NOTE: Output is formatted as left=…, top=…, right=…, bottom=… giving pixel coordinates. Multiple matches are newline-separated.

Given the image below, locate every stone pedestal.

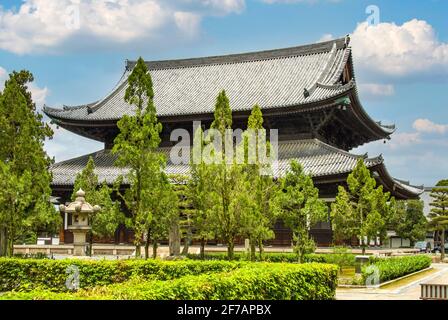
left=71, top=229, right=89, bottom=256
left=59, top=189, right=100, bottom=257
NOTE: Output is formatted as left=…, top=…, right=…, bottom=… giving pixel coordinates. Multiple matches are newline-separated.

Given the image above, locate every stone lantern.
left=59, top=189, right=100, bottom=256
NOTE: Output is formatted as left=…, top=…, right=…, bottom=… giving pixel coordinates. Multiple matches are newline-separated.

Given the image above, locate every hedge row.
left=362, top=255, right=432, bottom=283
left=0, top=258, right=245, bottom=292
left=1, top=263, right=338, bottom=300
left=186, top=252, right=356, bottom=266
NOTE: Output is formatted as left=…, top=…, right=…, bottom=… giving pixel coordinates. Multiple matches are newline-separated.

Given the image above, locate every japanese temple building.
left=44, top=36, right=424, bottom=246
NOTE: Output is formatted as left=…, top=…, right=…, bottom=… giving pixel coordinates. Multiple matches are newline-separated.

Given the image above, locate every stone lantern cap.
left=59, top=189, right=101, bottom=214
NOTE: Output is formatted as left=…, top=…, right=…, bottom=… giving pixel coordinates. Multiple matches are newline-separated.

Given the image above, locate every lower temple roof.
left=50, top=139, right=423, bottom=199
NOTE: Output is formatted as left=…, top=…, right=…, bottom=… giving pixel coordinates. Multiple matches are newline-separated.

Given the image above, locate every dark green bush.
left=13, top=253, right=49, bottom=260
left=1, top=263, right=338, bottom=300
left=186, top=252, right=355, bottom=265
left=0, top=258, right=244, bottom=292
left=362, top=255, right=431, bottom=283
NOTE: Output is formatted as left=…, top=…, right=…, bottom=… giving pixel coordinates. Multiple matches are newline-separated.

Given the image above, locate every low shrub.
left=0, top=258, right=244, bottom=292
left=186, top=252, right=355, bottom=266
left=13, top=253, right=49, bottom=260
left=1, top=263, right=338, bottom=300
left=362, top=255, right=431, bottom=283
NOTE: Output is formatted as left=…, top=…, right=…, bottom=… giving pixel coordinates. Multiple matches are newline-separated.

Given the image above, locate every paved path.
left=336, top=264, right=448, bottom=300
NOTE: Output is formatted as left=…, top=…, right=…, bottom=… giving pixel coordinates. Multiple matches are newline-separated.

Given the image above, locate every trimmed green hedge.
left=362, top=255, right=432, bottom=283
left=1, top=263, right=338, bottom=300
left=0, top=258, right=245, bottom=292
left=186, top=252, right=356, bottom=266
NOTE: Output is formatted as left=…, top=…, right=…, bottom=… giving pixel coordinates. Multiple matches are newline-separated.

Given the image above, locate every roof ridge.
left=126, top=38, right=347, bottom=71
left=51, top=150, right=105, bottom=168
left=311, top=138, right=366, bottom=158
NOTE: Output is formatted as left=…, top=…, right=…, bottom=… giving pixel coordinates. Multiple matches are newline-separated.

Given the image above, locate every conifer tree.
left=243, top=105, right=277, bottom=261
left=188, top=127, right=216, bottom=258
left=0, top=71, right=59, bottom=256
left=331, top=159, right=393, bottom=253
left=113, top=57, right=166, bottom=258
left=428, top=180, right=448, bottom=260
left=71, top=157, right=124, bottom=255
left=208, top=90, right=254, bottom=260
left=272, top=160, right=327, bottom=263
left=390, top=200, right=427, bottom=247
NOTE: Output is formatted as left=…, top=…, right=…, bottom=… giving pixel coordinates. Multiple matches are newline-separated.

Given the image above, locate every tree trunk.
left=0, top=228, right=7, bottom=257
left=258, top=239, right=264, bottom=261
left=88, top=232, right=93, bottom=257
left=441, top=229, right=445, bottom=261
left=135, top=244, right=141, bottom=259
left=250, top=239, right=256, bottom=262
left=152, top=241, right=158, bottom=259
left=227, top=240, right=234, bottom=261
left=361, top=238, right=366, bottom=255
left=200, top=238, right=206, bottom=260
left=144, top=241, right=149, bottom=260
left=169, top=221, right=181, bottom=256
left=144, top=228, right=151, bottom=259
left=7, top=227, right=14, bottom=257
left=181, top=230, right=191, bottom=255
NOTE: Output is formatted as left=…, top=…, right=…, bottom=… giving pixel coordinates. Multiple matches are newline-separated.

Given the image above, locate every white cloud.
left=319, top=33, right=334, bottom=42
left=413, top=118, right=448, bottom=135
left=0, top=67, right=7, bottom=90
left=200, top=0, right=245, bottom=15
left=351, top=19, right=448, bottom=77
left=44, top=123, right=103, bottom=163
left=174, top=11, right=201, bottom=38
left=29, top=83, right=50, bottom=109
left=0, top=0, right=245, bottom=54
left=0, top=66, right=49, bottom=109
left=388, top=132, right=421, bottom=149
left=262, top=0, right=341, bottom=3
left=358, top=83, right=394, bottom=97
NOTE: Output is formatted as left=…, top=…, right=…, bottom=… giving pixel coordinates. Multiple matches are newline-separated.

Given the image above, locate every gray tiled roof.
left=44, top=38, right=355, bottom=121
left=50, top=139, right=383, bottom=186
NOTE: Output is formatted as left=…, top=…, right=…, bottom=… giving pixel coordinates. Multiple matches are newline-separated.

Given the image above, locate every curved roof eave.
left=371, top=162, right=424, bottom=199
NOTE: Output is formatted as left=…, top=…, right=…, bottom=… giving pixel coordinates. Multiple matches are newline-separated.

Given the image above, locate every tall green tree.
left=272, top=160, right=327, bottom=263
left=187, top=127, right=216, bottom=258
left=71, top=157, right=124, bottom=255
left=206, top=90, right=256, bottom=260
left=428, top=180, right=448, bottom=260
left=331, top=159, right=393, bottom=254
left=243, top=105, right=278, bottom=261
left=390, top=200, right=427, bottom=247
left=0, top=71, right=59, bottom=256
left=112, top=57, right=165, bottom=258
left=170, top=175, right=194, bottom=256
left=144, top=173, right=178, bottom=259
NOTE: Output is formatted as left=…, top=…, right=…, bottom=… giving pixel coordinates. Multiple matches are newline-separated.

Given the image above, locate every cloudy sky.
left=0, top=0, right=447, bottom=186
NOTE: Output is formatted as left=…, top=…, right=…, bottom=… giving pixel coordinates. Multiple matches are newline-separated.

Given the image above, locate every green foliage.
left=331, top=159, right=393, bottom=252
left=362, top=255, right=431, bottom=283
left=390, top=200, right=427, bottom=246
left=71, top=157, right=124, bottom=242
left=272, top=160, right=327, bottom=262
left=203, top=90, right=258, bottom=260
left=187, top=130, right=217, bottom=256
left=211, top=90, right=232, bottom=137
left=0, top=258, right=245, bottom=292
left=112, top=57, right=170, bottom=258
left=1, top=263, right=338, bottom=300
left=13, top=253, right=48, bottom=259
left=428, top=180, right=448, bottom=259
left=0, top=71, right=59, bottom=256
left=185, top=252, right=356, bottom=266
left=242, top=105, right=278, bottom=260
left=326, top=247, right=356, bottom=271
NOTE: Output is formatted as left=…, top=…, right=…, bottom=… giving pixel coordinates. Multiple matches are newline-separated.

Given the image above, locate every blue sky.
left=0, top=0, right=447, bottom=186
